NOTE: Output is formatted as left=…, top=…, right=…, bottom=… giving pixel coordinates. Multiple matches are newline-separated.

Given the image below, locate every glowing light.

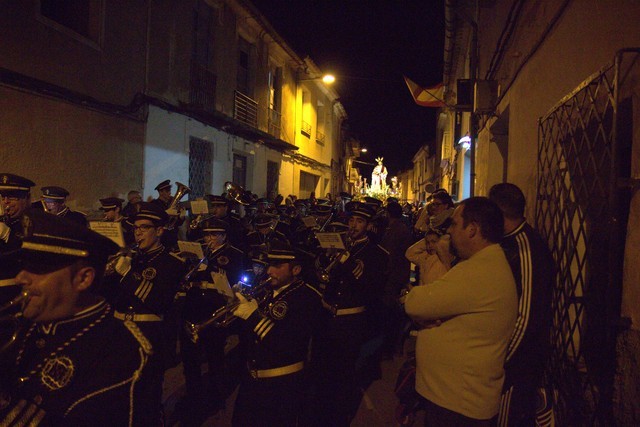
left=458, top=135, right=471, bottom=150
left=322, top=74, right=336, bottom=84
left=360, top=148, right=368, bottom=153
left=242, top=276, right=248, bottom=283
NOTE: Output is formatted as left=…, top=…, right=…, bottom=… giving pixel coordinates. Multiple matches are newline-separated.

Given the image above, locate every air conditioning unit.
left=475, top=80, right=499, bottom=113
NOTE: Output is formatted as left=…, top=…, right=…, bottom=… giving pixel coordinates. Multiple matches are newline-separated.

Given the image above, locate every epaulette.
left=123, top=320, right=154, bottom=355
left=377, top=244, right=390, bottom=255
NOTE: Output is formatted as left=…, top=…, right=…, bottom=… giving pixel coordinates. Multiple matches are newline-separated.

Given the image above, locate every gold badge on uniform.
left=217, top=256, right=230, bottom=266
left=41, top=356, right=75, bottom=390
left=270, top=301, right=288, bottom=319
left=142, top=267, right=157, bottom=280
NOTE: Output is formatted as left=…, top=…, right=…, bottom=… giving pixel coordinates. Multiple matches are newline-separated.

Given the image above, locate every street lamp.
left=299, top=73, right=336, bottom=84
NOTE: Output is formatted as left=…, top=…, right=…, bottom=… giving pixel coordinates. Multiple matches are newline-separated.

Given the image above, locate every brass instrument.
left=0, top=290, right=29, bottom=354
left=104, top=244, right=138, bottom=276
left=185, top=277, right=273, bottom=343
left=224, top=181, right=252, bottom=206
left=189, top=213, right=216, bottom=230
left=165, top=182, right=191, bottom=230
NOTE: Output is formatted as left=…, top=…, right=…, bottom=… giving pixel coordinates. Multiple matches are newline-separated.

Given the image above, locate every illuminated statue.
left=371, top=157, right=387, bottom=191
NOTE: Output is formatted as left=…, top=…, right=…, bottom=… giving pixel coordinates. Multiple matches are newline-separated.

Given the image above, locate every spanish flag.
left=403, top=76, right=446, bottom=108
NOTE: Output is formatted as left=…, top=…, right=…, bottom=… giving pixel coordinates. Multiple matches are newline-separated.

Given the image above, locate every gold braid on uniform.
left=64, top=321, right=153, bottom=425
left=15, top=305, right=111, bottom=384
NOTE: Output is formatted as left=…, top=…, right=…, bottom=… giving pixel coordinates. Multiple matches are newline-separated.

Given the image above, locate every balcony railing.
left=268, top=108, right=281, bottom=139
left=301, top=120, right=311, bottom=137
left=189, top=61, right=216, bottom=113
left=234, top=90, right=258, bottom=128
left=316, top=130, right=325, bottom=145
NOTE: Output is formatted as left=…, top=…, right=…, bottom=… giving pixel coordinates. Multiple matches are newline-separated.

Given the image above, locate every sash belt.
left=114, top=311, right=163, bottom=322
left=250, top=361, right=304, bottom=379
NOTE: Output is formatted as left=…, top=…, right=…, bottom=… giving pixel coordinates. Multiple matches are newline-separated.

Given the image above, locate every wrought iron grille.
left=536, top=50, right=637, bottom=425
left=189, top=137, right=213, bottom=199
left=234, top=90, right=258, bottom=128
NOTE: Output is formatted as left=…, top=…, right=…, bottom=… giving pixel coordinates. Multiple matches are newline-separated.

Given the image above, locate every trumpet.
left=0, top=290, right=29, bottom=354
left=185, top=277, right=272, bottom=343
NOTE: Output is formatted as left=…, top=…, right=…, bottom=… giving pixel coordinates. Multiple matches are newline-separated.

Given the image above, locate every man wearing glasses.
left=0, top=173, right=35, bottom=305
left=104, top=202, right=186, bottom=417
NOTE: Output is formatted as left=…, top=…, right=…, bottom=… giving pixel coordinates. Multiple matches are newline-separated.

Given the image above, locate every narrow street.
left=162, top=337, right=423, bottom=426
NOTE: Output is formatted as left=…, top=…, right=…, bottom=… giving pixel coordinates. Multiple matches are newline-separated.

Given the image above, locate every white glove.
left=114, top=255, right=132, bottom=276
left=232, top=292, right=258, bottom=320
left=0, top=222, right=10, bottom=243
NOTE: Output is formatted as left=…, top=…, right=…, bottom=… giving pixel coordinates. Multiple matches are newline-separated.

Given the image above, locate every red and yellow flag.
left=403, top=76, right=445, bottom=107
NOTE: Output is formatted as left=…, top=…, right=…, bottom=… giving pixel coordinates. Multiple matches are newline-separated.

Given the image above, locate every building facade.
left=438, top=0, right=640, bottom=423
left=0, top=0, right=347, bottom=215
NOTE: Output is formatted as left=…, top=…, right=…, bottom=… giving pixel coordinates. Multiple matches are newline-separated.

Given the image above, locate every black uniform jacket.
left=183, top=243, right=246, bottom=323
left=322, top=236, right=389, bottom=313
left=0, top=301, right=154, bottom=426
left=243, top=279, right=323, bottom=371
left=111, top=245, right=186, bottom=318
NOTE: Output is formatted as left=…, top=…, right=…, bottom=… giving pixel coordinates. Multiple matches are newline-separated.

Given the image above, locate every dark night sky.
left=251, top=0, right=445, bottom=176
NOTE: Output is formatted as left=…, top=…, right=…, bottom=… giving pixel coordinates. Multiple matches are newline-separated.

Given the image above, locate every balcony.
left=268, top=108, right=281, bottom=139
left=189, top=61, right=216, bottom=113
left=301, top=120, right=311, bottom=137
left=234, top=90, right=258, bottom=128
left=316, top=130, right=325, bottom=145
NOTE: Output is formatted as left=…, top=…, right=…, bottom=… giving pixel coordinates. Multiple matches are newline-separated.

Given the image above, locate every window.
left=233, top=154, right=247, bottom=189
left=237, top=37, right=254, bottom=96
left=266, top=161, right=280, bottom=198
left=39, top=0, right=103, bottom=46
left=189, top=1, right=217, bottom=112
left=189, top=137, right=213, bottom=198
left=299, top=171, right=319, bottom=199
left=316, top=101, right=325, bottom=145
left=301, top=90, right=311, bottom=137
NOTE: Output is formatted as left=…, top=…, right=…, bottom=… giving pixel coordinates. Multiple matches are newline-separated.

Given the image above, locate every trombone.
left=0, top=290, right=29, bottom=354
left=184, top=277, right=272, bottom=343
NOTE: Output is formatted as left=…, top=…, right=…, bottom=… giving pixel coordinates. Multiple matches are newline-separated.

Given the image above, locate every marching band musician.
left=246, top=213, right=289, bottom=249
left=0, top=173, right=35, bottom=305
left=206, top=194, right=247, bottom=252
left=307, top=201, right=390, bottom=426
left=99, top=197, right=135, bottom=246
left=178, top=218, right=246, bottom=425
left=0, top=210, right=156, bottom=426
left=231, top=240, right=323, bottom=427
left=103, top=202, right=186, bottom=418
left=38, top=186, right=88, bottom=226
left=150, top=179, right=184, bottom=250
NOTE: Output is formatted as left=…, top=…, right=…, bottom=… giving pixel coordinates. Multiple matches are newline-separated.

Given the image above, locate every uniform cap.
left=363, top=196, right=383, bottom=208
left=346, top=201, right=375, bottom=220
left=254, top=214, right=273, bottom=228
left=202, top=218, right=228, bottom=233
left=99, top=197, right=125, bottom=211
left=206, top=194, right=229, bottom=206
left=41, top=186, right=69, bottom=200
left=0, top=173, right=35, bottom=194
left=249, top=247, right=269, bottom=266
left=267, top=240, right=297, bottom=264
left=312, top=204, right=333, bottom=215
left=154, top=180, right=171, bottom=191
left=19, top=210, right=119, bottom=272
left=129, top=202, right=169, bottom=226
